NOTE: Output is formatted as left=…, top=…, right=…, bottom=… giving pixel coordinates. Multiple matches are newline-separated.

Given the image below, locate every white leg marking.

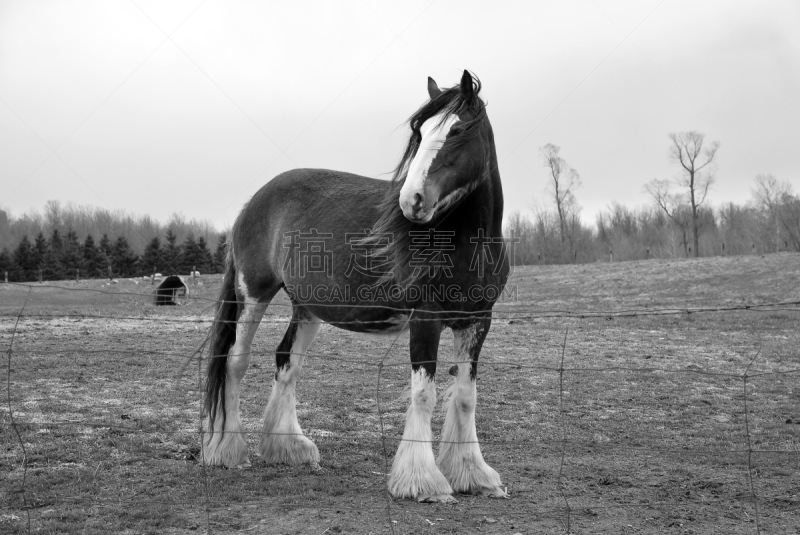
left=258, top=315, right=321, bottom=466
left=437, top=328, right=506, bottom=497
left=203, top=284, right=266, bottom=468
left=388, top=369, right=455, bottom=503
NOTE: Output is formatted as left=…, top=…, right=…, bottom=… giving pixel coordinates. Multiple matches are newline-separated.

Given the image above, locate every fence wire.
left=2, top=280, right=799, bottom=534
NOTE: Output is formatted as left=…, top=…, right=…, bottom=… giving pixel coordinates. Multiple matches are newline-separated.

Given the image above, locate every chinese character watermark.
left=344, top=230, right=393, bottom=278
left=408, top=229, right=455, bottom=278
left=283, top=229, right=334, bottom=277
left=469, top=228, right=519, bottom=276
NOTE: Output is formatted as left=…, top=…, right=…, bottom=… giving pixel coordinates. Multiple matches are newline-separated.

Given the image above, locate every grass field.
left=1, top=253, right=799, bottom=534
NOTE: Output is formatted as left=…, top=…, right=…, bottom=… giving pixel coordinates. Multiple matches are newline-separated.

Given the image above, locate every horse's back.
left=232, top=169, right=390, bottom=296
left=241, top=168, right=387, bottom=226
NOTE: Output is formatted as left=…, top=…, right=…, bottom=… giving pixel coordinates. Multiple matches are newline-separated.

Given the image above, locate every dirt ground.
left=1, top=253, right=799, bottom=534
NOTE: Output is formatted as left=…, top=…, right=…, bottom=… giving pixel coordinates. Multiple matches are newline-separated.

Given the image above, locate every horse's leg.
left=204, top=295, right=268, bottom=468
left=388, top=313, right=455, bottom=503
left=437, top=318, right=506, bottom=497
left=258, top=307, right=321, bottom=465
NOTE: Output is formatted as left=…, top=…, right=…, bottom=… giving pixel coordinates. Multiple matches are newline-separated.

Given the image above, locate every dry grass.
left=1, top=253, right=799, bottom=534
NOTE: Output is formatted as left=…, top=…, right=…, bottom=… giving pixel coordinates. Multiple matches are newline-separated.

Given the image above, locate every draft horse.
left=204, top=71, right=509, bottom=503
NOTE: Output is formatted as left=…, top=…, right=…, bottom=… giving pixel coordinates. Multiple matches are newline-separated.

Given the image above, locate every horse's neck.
left=457, top=150, right=503, bottom=236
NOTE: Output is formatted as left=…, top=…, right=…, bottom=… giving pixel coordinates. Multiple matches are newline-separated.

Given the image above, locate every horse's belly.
left=305, top=305, right=410, bottom=335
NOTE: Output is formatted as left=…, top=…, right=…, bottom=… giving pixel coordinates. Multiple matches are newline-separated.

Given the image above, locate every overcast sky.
left=1, top=0, right=798, bottom=230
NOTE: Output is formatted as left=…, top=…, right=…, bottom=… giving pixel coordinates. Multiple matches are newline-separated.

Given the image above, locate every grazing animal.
left=203, top=71, right=509, bottom=503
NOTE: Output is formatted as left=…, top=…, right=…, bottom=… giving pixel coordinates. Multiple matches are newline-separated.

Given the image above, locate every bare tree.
left=752, top=173, right=793, bottom=251
left=667, top=131, right=719, bottom=257
left=644, top=178, right=693, bottom=256
left=504, top=211, right=536, bottom=265
left=540, top=143, right=581, bottom=257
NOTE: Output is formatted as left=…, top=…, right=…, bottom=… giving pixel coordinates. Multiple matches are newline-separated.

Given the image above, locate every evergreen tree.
left=13, top=235, right=35, bottom=281
left=0, top=248, right=13, bottom=281
left=98, top=234, right=112, bottom=256
left=49, top=229, right=63, bottom=254
left=97, top=234, right=112, bottom=277
left=213, top=233, right=227, bottom=273
left=180, top=234, right=200, bottom=274
left=141, top=236, right=163, bottom=276
left=83, top=235, right=103, bottom=278
left=61, top=228, right=83, bottom=276
left=112, top=236, right=138, bottom=277
left=162, top=228, right=182, bottom=274
left=44, top=229, right=65, bottom=280
left=196, top=236, right=213, bottom=273
left=32, top=232, right=49, bottom=271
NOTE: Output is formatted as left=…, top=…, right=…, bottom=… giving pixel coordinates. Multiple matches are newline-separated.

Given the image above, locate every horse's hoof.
left=418, top=494, right=458, bottom=504
left=474, top=486, right=508, bottom=498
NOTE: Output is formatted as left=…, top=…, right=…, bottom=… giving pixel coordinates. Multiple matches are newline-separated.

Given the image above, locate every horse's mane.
left=361, top=74, right=488, bottom=287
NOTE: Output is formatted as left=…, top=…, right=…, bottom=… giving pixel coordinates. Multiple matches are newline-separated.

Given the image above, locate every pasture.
left=2, top=253, right=799, bottom=534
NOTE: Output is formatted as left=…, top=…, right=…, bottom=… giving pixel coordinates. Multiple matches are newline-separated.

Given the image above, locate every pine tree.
left=163, top=229, right=182, bottom=275
left=83, top=235, right=103, bottom=278
left=44, top=230, right=65, bottom=280
left=49, top=229, right=63, bottom=254
left=180, top=234, right=200, bottom=274
left=213, top=233, right=227, bottom=273
left=13, top=236, right=35, bottom=281
left=61, top=228, right=83, bottom=276
left=98, top=234, right=112, bottom=256
left=0, top=248, right=13, bottom=281
left=141, top=236, right=163, bottom=276
left=196, top=236, right=213, bottom=273
left=32, top=232, right=49, bottom=271
left=112, top=236, right=138, bottom=277
left=97, top=234, right=112, bottom=277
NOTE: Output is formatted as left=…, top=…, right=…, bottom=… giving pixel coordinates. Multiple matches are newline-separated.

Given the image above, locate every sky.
left=1, top=0, right=799, bottom=230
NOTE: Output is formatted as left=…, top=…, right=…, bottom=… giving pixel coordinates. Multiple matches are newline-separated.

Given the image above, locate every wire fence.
left=2, top=279, right=799, bottom=533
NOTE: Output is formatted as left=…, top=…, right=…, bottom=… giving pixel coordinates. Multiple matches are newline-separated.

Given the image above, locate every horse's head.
left=398, top=70, right=488, bottom=223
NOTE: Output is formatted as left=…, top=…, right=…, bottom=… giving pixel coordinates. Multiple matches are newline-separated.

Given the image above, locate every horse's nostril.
left=413, top=193, right=423, bottom=208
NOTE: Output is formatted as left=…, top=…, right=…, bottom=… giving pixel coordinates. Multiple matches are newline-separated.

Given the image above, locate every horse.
left=203, top=70, right=509, bottom=503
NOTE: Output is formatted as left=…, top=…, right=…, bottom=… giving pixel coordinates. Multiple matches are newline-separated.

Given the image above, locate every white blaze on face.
left=399, top=111, right=460, bottom=222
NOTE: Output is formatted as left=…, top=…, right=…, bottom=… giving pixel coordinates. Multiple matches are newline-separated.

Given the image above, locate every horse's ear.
left=460, top=70, right=474, bottom=100
left=427, top=76, right=442, bottom=99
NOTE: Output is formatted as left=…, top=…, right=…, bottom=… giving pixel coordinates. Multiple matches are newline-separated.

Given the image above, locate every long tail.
left=204, top=247, right=240, bottom=436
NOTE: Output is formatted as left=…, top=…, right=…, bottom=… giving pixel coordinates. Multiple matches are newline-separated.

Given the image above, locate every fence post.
left=108, top=265, right=112, bottom=281
left=752, top=243, right=756, bottom=254
left=39, top=268, right=43, bottom=283
left=646, top=247, right=650, bottom=259
left=151, top=267, right=156, bottom=285
left=4, top=271, right=7, bottom=283
left=609, top=250, right=613, bottom=263
left=192, top=265, right=196, bottom=285
left=76, top=268, right=79, bottom=283
left=722, top=242, right=725, bottom=256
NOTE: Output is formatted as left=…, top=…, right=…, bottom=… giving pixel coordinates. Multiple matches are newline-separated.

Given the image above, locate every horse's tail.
left=204, top=245, right=239, bottom=436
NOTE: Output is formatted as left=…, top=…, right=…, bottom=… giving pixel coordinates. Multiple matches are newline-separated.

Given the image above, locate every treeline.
left=509, top=134, right=799, bottom=265
left=506, top=187, right=800, bottom=265
left=0, top=200, right=219, bottom=257
left=0, top=202, right=228, bottom=282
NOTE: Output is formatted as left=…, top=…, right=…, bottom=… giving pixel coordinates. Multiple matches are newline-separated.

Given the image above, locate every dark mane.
left=392, top=75, right=486, bottom=185
left=360, top=73, right=488, bottom=287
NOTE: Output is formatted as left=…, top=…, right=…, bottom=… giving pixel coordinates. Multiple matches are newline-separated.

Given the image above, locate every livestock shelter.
left=152, top=275, right=188, bottom=305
